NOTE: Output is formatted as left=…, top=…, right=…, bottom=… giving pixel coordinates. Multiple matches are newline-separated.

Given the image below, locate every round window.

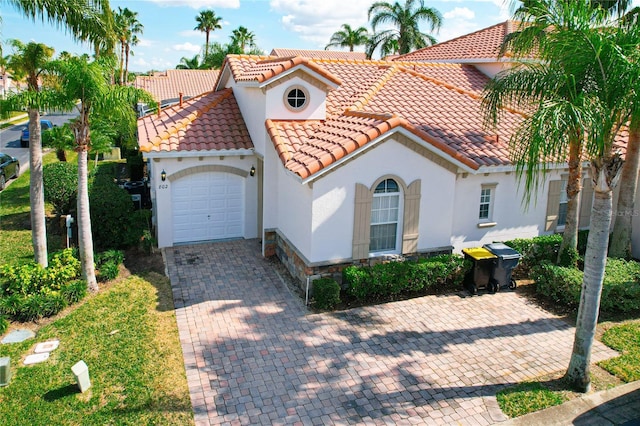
left=284, top=86, right=308, bottom=111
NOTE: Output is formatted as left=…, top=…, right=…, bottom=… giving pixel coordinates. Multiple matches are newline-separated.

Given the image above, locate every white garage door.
left=172, top=172, right=244, bottom=244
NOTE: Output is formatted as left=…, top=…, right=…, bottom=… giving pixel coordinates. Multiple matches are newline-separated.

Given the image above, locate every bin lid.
left=483, top=242, right=521, bottom=259
left=462, top=247, right=497, bottom=260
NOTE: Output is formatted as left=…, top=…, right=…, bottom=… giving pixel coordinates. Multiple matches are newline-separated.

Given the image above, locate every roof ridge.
left=346, top=66, right=399, bottom=113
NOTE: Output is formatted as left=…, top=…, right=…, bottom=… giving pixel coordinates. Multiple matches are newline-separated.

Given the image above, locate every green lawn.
left=0, top=153, right=193, bottom=424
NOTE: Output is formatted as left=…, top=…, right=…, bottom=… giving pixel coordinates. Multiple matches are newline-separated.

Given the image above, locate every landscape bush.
left=312, top=277, right=341, bottom=310
left=0, top=314, right=7, bottom=335
left=95, top=250, right=124, bottom=282
left=533, top=258, right=640, bottom=314
left=0, top=249, right=87, bottom=321
left=505, top=234, right=562, bottom=274
left=43, top=162, right=78, bottom=215
left=89, top=174, right=145, bottom=250
left=343, top=254, right=470, bottom=301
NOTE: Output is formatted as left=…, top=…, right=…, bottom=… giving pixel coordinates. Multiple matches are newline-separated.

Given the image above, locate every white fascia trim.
left=215, top=65, right=233, bottom=91
left=257, top=65, right=340, bottom=90
left=414, top=58, right=510, bottom=64
left=143, top=148, right=255, bottom=159
left=299, top=127, right=476, bottom=185
left=473, top=161, right=590, bottom=175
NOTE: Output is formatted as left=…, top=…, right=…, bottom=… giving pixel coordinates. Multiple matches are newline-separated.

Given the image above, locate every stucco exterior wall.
left=264, top=76, right=327, bottom=121
left=147, top=155, right=258, bottom=248
left=450, top=169, right=564, bottom=251
left=230, top=86, right=267, bottom=155
left=303, top=138, right=457, bottom=263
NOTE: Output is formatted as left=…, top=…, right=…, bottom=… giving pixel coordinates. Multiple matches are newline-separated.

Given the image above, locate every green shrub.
left=343, top=255, right=470, bottom=301
left=95, top=250, right=124, bottom=282
left=600, top=259, right=640, bottom=314
left=532, top=262, right=583, bottom=309
left=0, top=315, right=7, bottom=335
left=505, top=234, right=562, bottom=273
left=0, top=249, right=85, bottom=321
left=533, top=258, right=640, bottom=314
left=43, top=162, right=78, bottom=215
left=89, top=176, right=144, bottom=250
left=313, top=278, right=341, bottom=310
left=344, top=266, right=372, bottom=299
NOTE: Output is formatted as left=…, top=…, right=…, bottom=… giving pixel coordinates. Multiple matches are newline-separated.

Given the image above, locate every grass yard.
left=0, top=152, right=192, bottom=424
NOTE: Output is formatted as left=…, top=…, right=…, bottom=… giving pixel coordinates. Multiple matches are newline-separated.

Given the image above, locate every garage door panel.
left=172, top=171, right=245, bottom=244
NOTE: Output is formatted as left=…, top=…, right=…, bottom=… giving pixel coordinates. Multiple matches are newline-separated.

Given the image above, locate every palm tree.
left=45, top=56, right=154, bottom=292
left=5, top=40, right=54, bottom=268
left=194, top=9, right=222, bottom=57
left=4, top=0, right=112, bottom=51
left=230, top=26, right=256, bottom=53
left=3, top=0, right=111, bottom=267
left=114, top=7, right=143, bottom=85
left=484, top=0, right=639, bottom=392
left=176, top=54, right=202, bottom=70
left=325, top=24, right=369, bottom=52
left=367, top=0, right=442, bottom=56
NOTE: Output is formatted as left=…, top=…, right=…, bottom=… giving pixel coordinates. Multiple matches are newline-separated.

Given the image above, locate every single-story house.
left=137, top=50, right=621, bottom=285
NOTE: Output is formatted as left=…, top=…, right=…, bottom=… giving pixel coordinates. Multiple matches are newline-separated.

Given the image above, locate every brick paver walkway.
left=164, top=239, right=618, bottom=426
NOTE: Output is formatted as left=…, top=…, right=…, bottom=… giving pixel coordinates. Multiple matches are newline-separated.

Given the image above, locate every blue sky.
left=2, top=0, right=639, bottom=73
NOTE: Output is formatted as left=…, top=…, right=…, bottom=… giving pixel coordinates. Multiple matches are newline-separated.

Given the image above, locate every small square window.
left=478, top=184, right=497, bottom=223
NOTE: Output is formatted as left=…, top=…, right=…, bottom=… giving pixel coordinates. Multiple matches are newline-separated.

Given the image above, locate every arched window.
left=370, top=179, right=402, bottom=253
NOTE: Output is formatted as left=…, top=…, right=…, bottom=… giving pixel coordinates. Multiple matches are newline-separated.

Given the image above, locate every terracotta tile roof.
left=137, top=88, right=253, bottom=153
left=133, top=69, right=219, bottom=103
left=270, top=48, right=367, bottom=60
left=394, top=21, right=520, bottom=62
left=225, top=55, right=341, bottom=86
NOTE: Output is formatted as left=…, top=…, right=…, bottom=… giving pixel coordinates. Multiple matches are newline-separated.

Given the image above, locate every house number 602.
left=158, top=184, right=169, bottom=190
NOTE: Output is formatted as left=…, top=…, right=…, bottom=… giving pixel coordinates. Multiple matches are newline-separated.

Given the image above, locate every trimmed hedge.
left=43, top=162, right=78, bottom=215
left=312, top=278, right=341, bottom=310
left=504, top=234, right=562, bottom=273
left=343, top=255, right=470, bottom=301
left=532, top=258, right=640, bottom=314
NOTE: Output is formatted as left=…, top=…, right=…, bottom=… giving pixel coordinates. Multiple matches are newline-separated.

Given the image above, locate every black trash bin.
left=483, top=242, right=521, bottom=290
left=462, top=247, right=498, bottom=294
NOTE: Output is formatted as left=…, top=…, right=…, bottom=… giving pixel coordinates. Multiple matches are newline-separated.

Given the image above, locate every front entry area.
left=171, top=171, right=244, bottom=244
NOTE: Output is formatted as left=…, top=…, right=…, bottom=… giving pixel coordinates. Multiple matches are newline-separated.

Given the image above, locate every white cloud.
left=270, top=0, right=375, bottom=47
left=173, top=42, right=202, bottom=53
left=444, top=7, right=475, bottom=20
left=144, top=0, right=239, bottom=9
left=137, top=38, right=154, bottom=47
left=178, top=29, right=202, bottom=37
left=132, top=56, right=175, bottom=71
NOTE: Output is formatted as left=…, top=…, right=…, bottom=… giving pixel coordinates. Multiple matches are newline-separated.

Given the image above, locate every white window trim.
left=370, top=180, right=403, bottom=256
left=283, top=84, right=309, bottom=112
left=477, top=183, right=498, bottom=227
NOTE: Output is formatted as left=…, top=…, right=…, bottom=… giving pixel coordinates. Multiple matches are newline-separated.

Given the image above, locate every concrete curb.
left=500, top=380, right=640, bottom=425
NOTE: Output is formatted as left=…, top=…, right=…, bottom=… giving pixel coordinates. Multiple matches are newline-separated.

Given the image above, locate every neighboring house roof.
left=394, top=21, right=521, bottom=62
left=137, top=88, right=253, bottom=153
left=133, top=69, right=220, bottom=103
left=224, top=55, right=342, bottom=86
left=270, top=48, right=367, bottom=60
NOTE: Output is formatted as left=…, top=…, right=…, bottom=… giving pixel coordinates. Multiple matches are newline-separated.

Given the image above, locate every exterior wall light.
left=160, top=169, right=167, bottom=181
left=250, top=166, right=256, bottom=177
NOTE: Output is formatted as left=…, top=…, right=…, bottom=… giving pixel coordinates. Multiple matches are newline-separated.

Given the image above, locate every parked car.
left=20, top=119, right=55, bottom=148
left=0, top=153, right=20, bottom=191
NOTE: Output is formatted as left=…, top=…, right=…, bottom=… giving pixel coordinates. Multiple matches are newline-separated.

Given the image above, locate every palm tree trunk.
left=119, top=42, right=125, bottom=85
left=124, top=44, right=130, bottom=84
left=609, top=117, right=640, bottom=258
left=28, top=109, right=48, bottom=268
left=77, top=147, right=98, bottom=292
left=205, top=31, right=210, bottom=57
left=558, top=138, right=582, bottom=265
left=565, top=155, right=623, bottom=392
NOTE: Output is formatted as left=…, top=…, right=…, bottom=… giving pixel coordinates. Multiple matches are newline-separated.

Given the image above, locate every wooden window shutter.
left=545, top=180, right=562, bottom=231
left=402, top=180, right=421, bottom=254
left=352, top=183, right=372, bottom=260
left=579, top=177, right=594, bottom=228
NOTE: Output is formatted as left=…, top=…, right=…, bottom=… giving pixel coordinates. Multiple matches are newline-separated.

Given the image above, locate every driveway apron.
left=165, top=240, right=618, bottom=426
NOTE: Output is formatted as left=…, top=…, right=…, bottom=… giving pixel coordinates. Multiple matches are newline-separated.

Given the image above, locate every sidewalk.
left=0, top=112, right=28, bottom=127
left=501, top=380, right=640, bottom=425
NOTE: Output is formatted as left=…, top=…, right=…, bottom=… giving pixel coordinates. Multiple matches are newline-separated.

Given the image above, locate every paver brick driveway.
left=165, top=239, right=618, bottom=426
